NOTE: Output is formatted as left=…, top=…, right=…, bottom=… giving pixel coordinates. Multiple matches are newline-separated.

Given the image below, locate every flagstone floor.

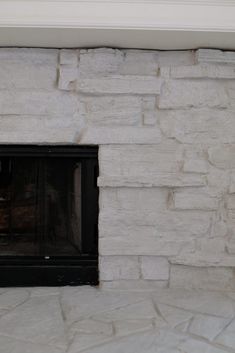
left=0, top=286, right=234, bottom=352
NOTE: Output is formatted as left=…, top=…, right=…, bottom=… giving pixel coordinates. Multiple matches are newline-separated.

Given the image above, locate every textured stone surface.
left=0, top=287, right=234, bottom=352
left=140, top=257, right=170, bottom=280
left=170, top=265, right=235, bottom=291
left=158, top=81, right=228, bottom=109
left=77, top=76, right=162, bottom=94
left=100, top=256, right=140, bottom=280
left=0, top=47, right=235, bottom=288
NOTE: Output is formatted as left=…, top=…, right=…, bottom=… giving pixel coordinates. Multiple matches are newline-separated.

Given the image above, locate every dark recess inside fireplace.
left=0, top=145, right=98, bottom=287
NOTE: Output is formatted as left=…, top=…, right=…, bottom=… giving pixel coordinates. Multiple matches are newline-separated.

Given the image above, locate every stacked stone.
left=0, top=47, right=235, bottom=290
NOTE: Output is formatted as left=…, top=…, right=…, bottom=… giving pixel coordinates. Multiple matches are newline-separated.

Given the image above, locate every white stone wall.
left=1, top=47, right=235, bottom=290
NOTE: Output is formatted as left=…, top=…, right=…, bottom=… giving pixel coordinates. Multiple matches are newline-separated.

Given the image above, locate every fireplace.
left=0, top=145, right=98, bottom=286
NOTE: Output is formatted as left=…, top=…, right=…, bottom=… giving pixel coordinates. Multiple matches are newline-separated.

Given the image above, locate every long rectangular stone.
left=81, top=96, right=142, bottom=126
left=99, top=144, right=183, bottom=176
left=0, top=90, right=79, bottom=117
left=159, top=109, right=235, bottom=144
left=99, top=188, right=168, bottom=212
left=0, top=48, right=58, bottom=89
left=100, top=235, right=195, bottom=256
left=168, top=64, right=235, bottom=79
left=170, top=265, right=235, bottom=291
left=77, top=76, right=162, bottom=95
left=79, top=126, right=161, bottom=145
left=99, top=256, right=140, bottom=280
left=98, top=174, right=206, bottom=188
left=99, top=209, right=211, bottom=238
left=79, top=48, right=124, bottom=77
left=158, top=81, right=228, bottom=109
left=196, top=49, right=235, bottom=65
left=172, top=190, right=219, bottom=211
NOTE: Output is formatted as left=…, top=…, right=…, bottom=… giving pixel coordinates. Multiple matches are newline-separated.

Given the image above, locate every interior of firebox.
left=0, top=156, right=82, bottom=256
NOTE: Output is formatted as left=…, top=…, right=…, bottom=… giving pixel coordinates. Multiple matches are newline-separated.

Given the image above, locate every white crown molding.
left=0, top=0, right=235, bottom=49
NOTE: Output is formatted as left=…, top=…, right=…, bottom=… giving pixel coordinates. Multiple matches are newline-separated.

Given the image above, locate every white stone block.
left=77, top=76, right=162, bottom=95
left=98, top=174, right=206, bottom=188
left=99, top=188, right=168, bottom=213
left=173, top=190, right=219, bottom=211
left=158, top=50, right=195, bottom=66
left=159, top=108, right=235, bottom=144
left=196, top=49, right=235, bottom=65
left=58, top=66, right=78, bottom=91
left=170, top=265, right=235, bottom=291
left=79, top=126, right=161, bottom=145
left=227, top=195, right=235, bottom=209
left=208, top=145, right=235, bottom=169
left=99, top=209, right=211, bottom=240
left=79, top=48, right=124, bottom=77
left=121, top=50, right=158, bottom=75
left=158, top=81, right=228, bottom=109
left=183, top=159, right=208, bottom=174
left=229, top=172, right=235, bottom=193
left=169, top=64, right=235, bottom=79
left=60, top=49, right=78, bottom=66
left=99, top=144, right=183, bottom=177
left=0, top=90, right=79, bottom=117
left=100, top=236, right=195, bottom=256
left=99, top=256, right=140, bottom=280
left=0, top=48, right=58, bottom=65
left=82, top=96, right=142, bottom=126
left=142, top=97, right=157, bottom=125
left=140, top=256, right=169, bottom=280
left=0, top=62, right=57, bottom=89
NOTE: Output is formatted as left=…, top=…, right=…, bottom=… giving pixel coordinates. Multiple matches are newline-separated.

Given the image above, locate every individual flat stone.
left=196, top=49, right=235, bottom=65
left=153, top=288, right=235, bottom=318
left=178, top=337, right=229, bottom=353
left=0, top=335, right=65, bottom=353
left=98, top=173, right=206, bottom=188
left=140, top=257, right=170, bottom=281
left=0, top=289, right=29, bottom=310
left=170, top=265, right=235, bottom=291
left=158, top=81, right=228, bottom=109
left=215, top=318, right=235, bottom=349
left=61, top=286, right=146, bottom=325
left=208, top=145, right=235, bottom=169
left=92, top=300, right=159, bottom=322
left=188, top=314, right=230, bottom=341
left=77, top=76, right=162, bottom=95
left=114, top=319, right=153, bottom=337
left=70, top=319, right=113, bottom=336
left=30, top=287, right=60, bottom=297
left=0, top=296, right=67, bottom=349
left=99, top=256, right=140, bottom=281
left=79, top=126, right=162, bottom=145
left=168, top=64, right=235, bottom=79
left=67, top=333, right=112, bottom=353
left=80, top=96, right=142, bottom=126
left=157, top=303, right=193, bottom=328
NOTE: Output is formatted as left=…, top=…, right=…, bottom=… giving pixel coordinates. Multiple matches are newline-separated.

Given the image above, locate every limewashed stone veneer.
left=1, top=47, right=235, bottom=290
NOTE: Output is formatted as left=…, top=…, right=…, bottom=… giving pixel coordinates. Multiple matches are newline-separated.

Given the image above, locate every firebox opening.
left=0, top=145, right=99, bottom=287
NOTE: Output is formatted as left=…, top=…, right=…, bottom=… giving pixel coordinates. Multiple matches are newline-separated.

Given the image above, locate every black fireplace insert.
left=0, top=145, right=98, bottom=286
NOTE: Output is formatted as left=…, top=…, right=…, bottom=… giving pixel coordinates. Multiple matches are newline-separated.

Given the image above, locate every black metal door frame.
left=0, top=145, right=99, bottom=287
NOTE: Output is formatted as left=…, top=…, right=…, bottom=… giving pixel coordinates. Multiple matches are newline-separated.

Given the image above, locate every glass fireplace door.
left=0, top=158, right=82, bottom=257
left=0, top=146, right=98, bottom=287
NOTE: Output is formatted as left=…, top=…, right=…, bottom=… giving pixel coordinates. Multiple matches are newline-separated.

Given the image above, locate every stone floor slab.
left=0, top=296, right=67, bottom=349
left=0, top=286, right=233, bottom=352
left=0, top=335, right=65, bottom=353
